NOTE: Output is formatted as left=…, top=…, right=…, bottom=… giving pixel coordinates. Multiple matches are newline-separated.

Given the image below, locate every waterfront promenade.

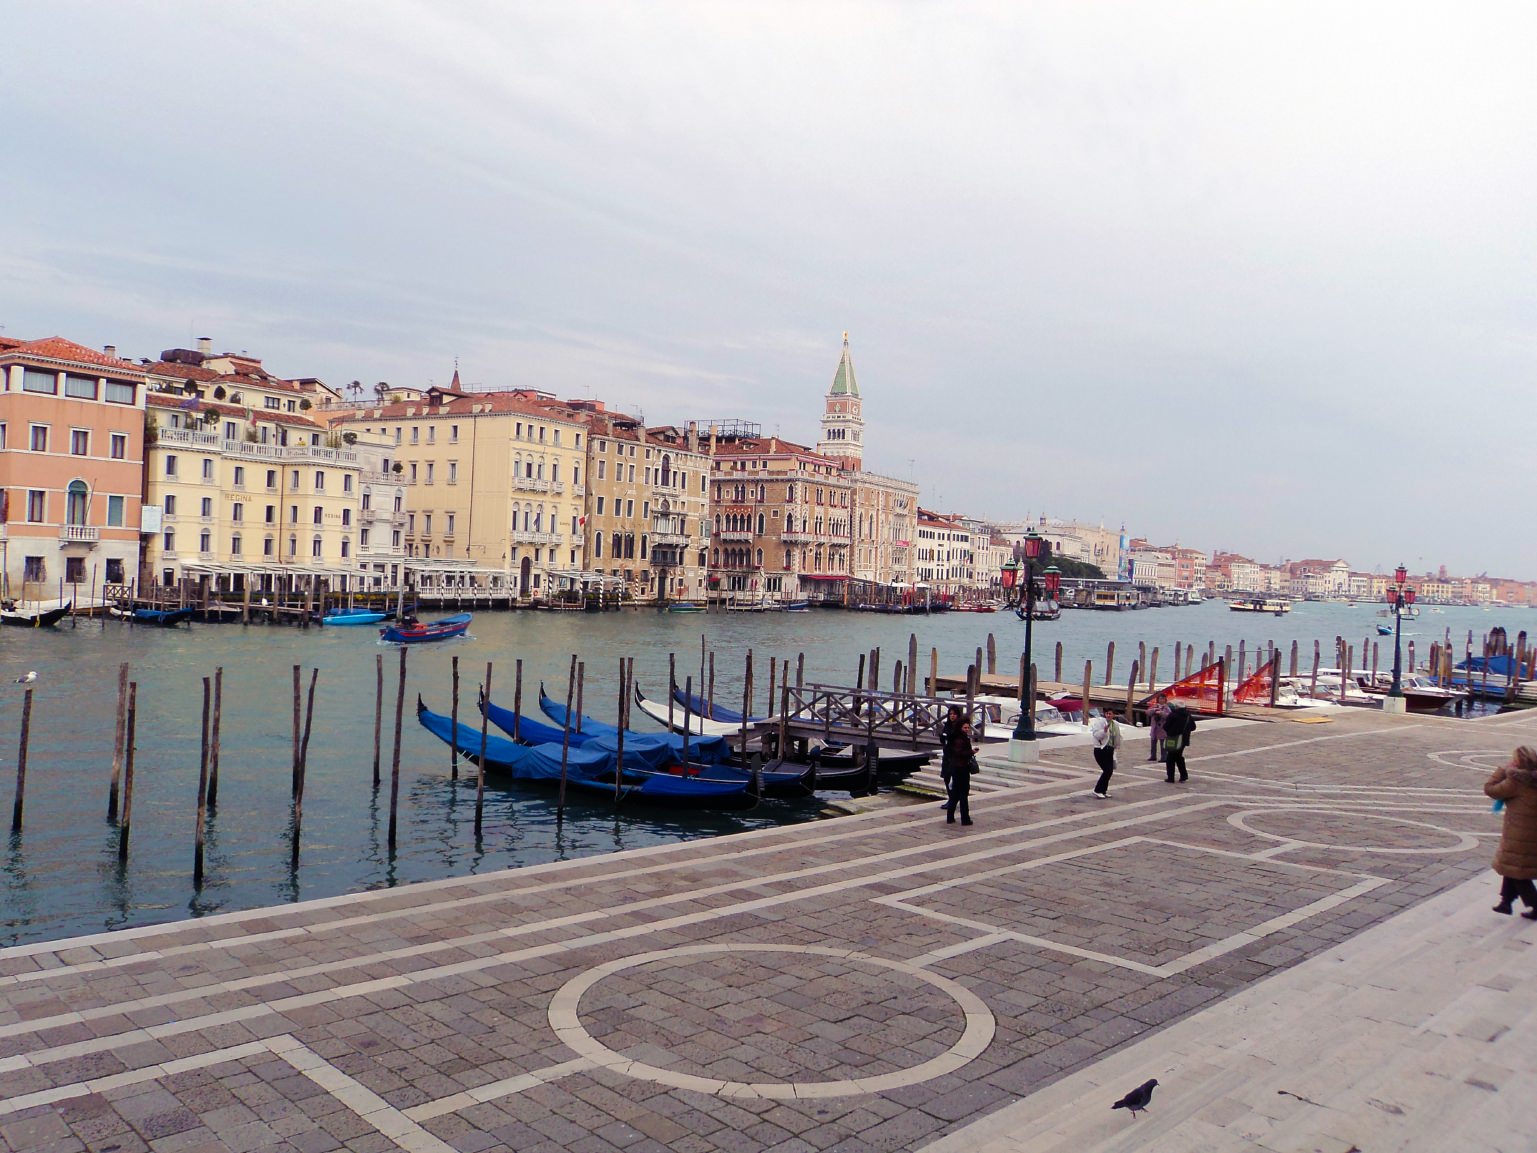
left=1, top=706, right=1533, bottom=1152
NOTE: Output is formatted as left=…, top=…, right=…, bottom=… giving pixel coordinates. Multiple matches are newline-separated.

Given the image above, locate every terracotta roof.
left=1, top=336, right=144, bottom=374
left=337, top=390, right=587, bottom=425
left=146, top=360, right=223, bottom=382
left=146, top=392, right=324, bottom=429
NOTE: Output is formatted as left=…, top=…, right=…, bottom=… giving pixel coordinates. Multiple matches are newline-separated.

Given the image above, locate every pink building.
left=0, top=337, right=146, bottom=603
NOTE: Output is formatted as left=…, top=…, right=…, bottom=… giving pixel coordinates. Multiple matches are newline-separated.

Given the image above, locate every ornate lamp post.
left=999, top=531, right=1060, bottom=743
left=1385, top=564, right=1416, bottom=710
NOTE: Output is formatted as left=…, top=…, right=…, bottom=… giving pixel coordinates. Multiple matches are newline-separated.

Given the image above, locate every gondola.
left=132, top=606, right=194, bottom=627
left=537, top=685, right=733, bottom=765
left=670, top=686, right=769, bottom=725
left=381, top=612, right=471, bottom=643
left=416, top=699, right=752, bottom=806
left=486, top=689, right=810, bottom=797
left=0, top=600, right=71, bottom=628
left=633, top=686, right=743, bottom=738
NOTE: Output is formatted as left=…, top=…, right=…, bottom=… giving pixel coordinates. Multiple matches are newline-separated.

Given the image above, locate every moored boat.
left=417, top=698, right=754, bottom=806
left=380, top=612, right=471, bottom=643
left=0, top=600, right=72, bottom=628
left=323, top=607, right=389, bottom=626
left=664, top=601, right=705, bottom=614
left=132, top=606, right=194, bottom=628
left=1230, top=597, right=1291, bottom=615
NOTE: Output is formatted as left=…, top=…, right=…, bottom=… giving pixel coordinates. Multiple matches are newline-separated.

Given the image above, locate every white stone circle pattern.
left=547, top=942, right=996, bottom=1099
left=1227, top=806, right=1478, bottom=855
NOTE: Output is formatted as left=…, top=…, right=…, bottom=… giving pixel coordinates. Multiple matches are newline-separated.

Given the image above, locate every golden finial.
left=842, top=330, right=849, bottom=344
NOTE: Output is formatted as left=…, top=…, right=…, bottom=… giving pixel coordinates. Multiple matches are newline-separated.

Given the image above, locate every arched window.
left=660, top=455, right=671, bottom=487
left=66, top=480, right=89, bottom=526
left=594, top=531, right=603, bottom=559
left=756, top=548, right=763, bottom=567
left=756, top=513, right=765, bottom=534
left=640, top=535, right=648, bottom=560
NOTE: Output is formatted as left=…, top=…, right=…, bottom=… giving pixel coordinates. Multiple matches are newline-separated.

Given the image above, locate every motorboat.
left=380, top=613, right=471, bottom=643
left=1230, top=598, right=1291, bottom=615
left=1354, top=673, right=1468, bottom=714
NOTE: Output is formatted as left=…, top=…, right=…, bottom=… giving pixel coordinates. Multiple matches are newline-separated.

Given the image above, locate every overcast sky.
left=4, top=3, right=1533, bottom=577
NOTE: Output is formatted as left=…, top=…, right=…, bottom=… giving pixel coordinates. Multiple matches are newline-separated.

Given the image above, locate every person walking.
left=1163, top=703, right=1194, bottom=782
left=1147, top=694, right=1171, bottom=763
left=1484, top=746, right=1537, bottom=918
left=940, top=704, right=976, bottom=825
left=1088, top=707, right=1122, bottom=798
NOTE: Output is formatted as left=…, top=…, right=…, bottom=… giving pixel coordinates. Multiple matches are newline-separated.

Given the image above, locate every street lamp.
left=1385, top=563, right=1416, bottom=704
left=999, top=531, right=1060, bottom=742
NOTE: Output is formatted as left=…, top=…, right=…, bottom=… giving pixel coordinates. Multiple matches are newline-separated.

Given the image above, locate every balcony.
left=651, top=531, right=690, bottom=547
left=511, top=530, right=563, bottom=546
left=511, top=476, right=553, bottom=493
left=781, top=531, right=817, bottom=544
left=717, top=530, right=753, bottom=542
left=59, top=524, right=100, bottom=545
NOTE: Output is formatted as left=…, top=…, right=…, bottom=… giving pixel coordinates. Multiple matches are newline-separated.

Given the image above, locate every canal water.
left=0, top=599, right=1520, bottom=946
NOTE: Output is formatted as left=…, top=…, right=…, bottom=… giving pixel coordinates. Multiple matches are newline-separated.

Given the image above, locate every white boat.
left=1230, top=597, right=1291, bottom=615
left=965, top=694, right=1086, bottom=737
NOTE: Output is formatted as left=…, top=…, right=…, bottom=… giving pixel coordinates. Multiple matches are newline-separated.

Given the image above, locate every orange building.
left=0, top=337, right=146, bottom=604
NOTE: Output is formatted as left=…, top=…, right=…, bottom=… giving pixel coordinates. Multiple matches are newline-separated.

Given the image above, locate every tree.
left=1049, top=557, right=1106, bottom=581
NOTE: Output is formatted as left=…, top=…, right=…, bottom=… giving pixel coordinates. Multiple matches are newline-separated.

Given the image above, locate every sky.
left=3, top=2, right=1534, bottom=578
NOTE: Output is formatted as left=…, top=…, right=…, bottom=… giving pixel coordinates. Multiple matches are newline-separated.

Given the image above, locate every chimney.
left=197, top=336, right=212, bottom=357
left=103, top=344, right=116, bottom=358
left=686, top=420, right=698, bottom=453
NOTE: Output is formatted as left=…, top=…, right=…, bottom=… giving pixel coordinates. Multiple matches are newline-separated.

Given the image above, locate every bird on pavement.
left=1112, top=1078, right=1158, bottom=1117
left=14, top=671, right=37, bottom=684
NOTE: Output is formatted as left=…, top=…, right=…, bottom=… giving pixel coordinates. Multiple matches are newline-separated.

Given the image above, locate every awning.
left=800, top=574, right=850, bottom=581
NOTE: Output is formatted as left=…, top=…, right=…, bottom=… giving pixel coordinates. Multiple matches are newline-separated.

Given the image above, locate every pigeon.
left=1112, top=1078, right=1158, bottom=1117
left=14, top=671, right=37, bottom=684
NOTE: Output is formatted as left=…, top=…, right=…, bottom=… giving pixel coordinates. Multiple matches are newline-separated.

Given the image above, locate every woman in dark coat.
left=1485, top=746, right=1537, bottom=918
left=940, top=705, right=975, bottom=826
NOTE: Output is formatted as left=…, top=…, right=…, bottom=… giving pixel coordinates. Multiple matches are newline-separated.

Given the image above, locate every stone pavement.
left=1, top=705, right=1533, bottom=1153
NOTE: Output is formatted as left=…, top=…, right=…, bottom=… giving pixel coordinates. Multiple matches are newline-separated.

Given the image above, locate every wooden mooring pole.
left=117, top=682, right=138, bottom=862
left=475, top=662, right=492, bottom=838
left=387, top=647, right=406, bottom=852
left=194, top=676, right=212, bottom=886
left=10, top=687, right=34, bottom=833
left=372, top=653, right=384, bottom=787
left=108, top=661, right=129, bottom=820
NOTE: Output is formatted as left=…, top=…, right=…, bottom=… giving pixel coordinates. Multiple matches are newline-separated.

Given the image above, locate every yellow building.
left=337, top=382, right=588, bottom=599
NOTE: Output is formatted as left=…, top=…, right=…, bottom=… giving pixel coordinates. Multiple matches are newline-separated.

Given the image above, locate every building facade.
left=0, top=337, right=147, bottom=602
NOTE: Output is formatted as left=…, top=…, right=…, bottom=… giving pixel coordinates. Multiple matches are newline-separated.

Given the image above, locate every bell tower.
left=816, top=332, right=864, bottom=470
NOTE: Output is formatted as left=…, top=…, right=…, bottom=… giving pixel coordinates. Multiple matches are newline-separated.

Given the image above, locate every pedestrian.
left=1147, top=693, right=1171, bottom=762
left=1164, top=703, right=1194, bottom=783
left=1484, top=746, right=1537, bottom=918
left=940, top=704, right=975, bottom=825
left=1088, top=707, right=1122, bottom=798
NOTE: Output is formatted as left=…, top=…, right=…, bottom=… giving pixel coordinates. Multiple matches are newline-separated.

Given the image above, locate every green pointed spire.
left=830, top=331, right=859, bottom=397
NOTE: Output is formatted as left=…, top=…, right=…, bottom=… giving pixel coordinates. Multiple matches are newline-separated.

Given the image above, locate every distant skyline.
left=4, top=3, right=1533, bottom=577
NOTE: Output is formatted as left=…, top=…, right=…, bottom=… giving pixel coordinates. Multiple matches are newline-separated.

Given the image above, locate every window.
left=425, top=462, right=434, bottom=484
left=573, top=464, right=580, bottom=486
left=103, top=380, right=135, bottom=404
left=0, top=425, right=6, bottom=449
left=106, top=495, right=125, bottom=527
left=343, top=474, right=353, bottom=493
left=596, top=496, right=605, bottom=515
left=231, top=534, right=242, bottom=556
left=448, top=462, right=457, bottom=484
left=233, top=465, right=245, bottom=487
left=163, top=529, right=175, bottom=552
left=312, top=507, right=323, bottom=525
left=65, top=375, right=97, bottom=400
left=266, top=469, right=277, bottom=489
left=625, top=499, right=634, bottom=518
left=446, top=513, right=455, bottom=535
left=265, top=504, right=276, bottom=524
left=312, top=536, right=322, bottom=558
left=409, top=463, right=418, bottom=483
left=165, top=454, right=178, bottom=477
left=411, top=427, right=419, bottom=444
left=597, top=460, right=606, bottom=480
left=424, top=514, right=433, bottom=535
left=200, top=497, right=213, bottom=518
left=23, top=556, right=46, bottom=583
left=360, top=528, right=370, bottom=547
left=26, top=490, right=45, bottom=522
left=23, top=369, right=58, bottom=394
left=232, top=503, right=244, bottom=523
left=30, top=425, right=48, bottom=452
left=265, top=396, right=281, bottom=410
left=199, top=531, right=211, bottom=553
left=225, top=421, right=237, bottom=440
left=594, top=532, right=603, bottom=559
left=290, top=505, right=299, bottom=523
left=164, top=494, right=177, bottom=515
left=314, top=471, right=325, bottom=491
left=288, top=534, right=297, bottom=556
left=71, top=429, right=89, bottom=455
left=201, top=458, right=213, bottom=480
left=264, top=537, right=275, bottom=558
left=106, top=558, right=124, bottom=583
left=575, top=433, right=582, bottom=449
left=450, top=424, right=459, bottom=442
left=290, top=469, right=300, bottom=489
left=341, top=508, right=351, bottom=527
left=341, top=538, right=350, bottom=559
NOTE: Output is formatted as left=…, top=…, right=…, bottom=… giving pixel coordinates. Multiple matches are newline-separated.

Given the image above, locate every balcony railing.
left=152, top=426, right=358, bottom=466
left=717, top=530, right=753, bottom=542
left=511, top=530, right=563, bottom=546
left=511, top=476, right=553, bottom=493
left=781, top=531, right=817, bottom=543
left=59, top=524, right=100, bottom=544
left=651, top=531, right=690, bottom=547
